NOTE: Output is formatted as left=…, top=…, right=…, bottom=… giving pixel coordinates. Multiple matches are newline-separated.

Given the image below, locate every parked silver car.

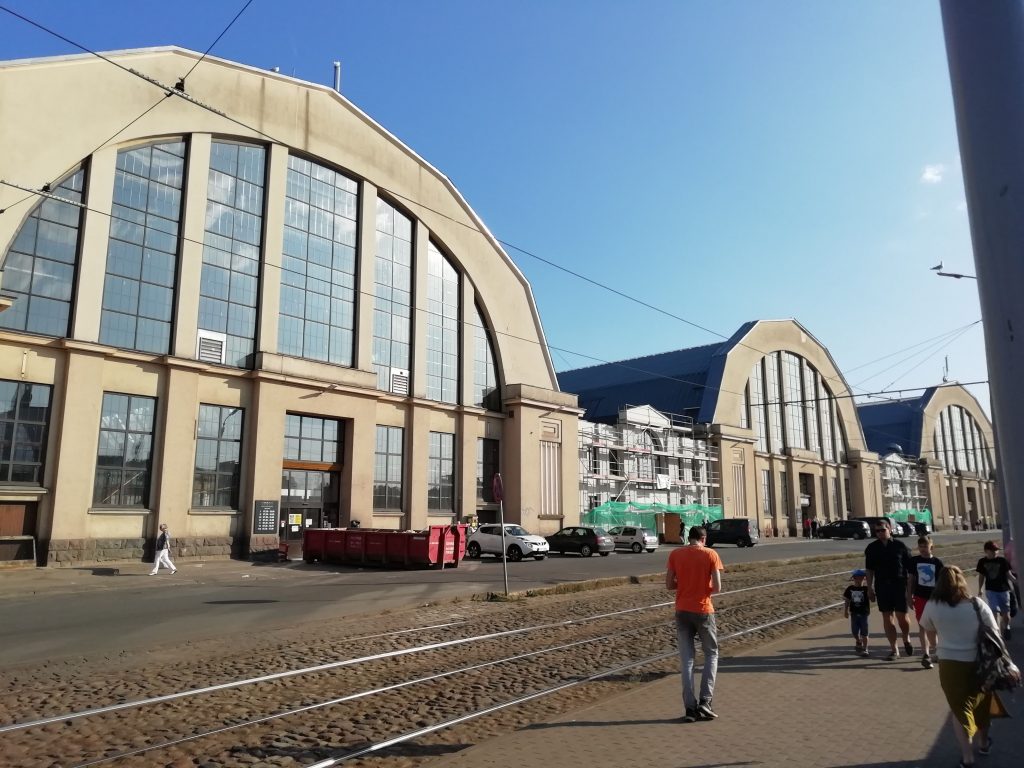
left=466, top=524, right=549, bottom=561
left=606, top=525, right=659, bottom=553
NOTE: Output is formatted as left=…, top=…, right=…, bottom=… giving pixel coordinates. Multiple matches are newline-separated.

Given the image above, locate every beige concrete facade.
left=0, top=48, right=579, bottom=566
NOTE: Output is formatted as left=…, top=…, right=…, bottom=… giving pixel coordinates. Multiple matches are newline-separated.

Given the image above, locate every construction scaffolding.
left=577, top=404, right=721, bottom=522
left=880, top=453, right=930, bottom=520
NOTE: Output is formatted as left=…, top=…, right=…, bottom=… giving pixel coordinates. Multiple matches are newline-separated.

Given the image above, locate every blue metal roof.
left=557, top=323, right=757, bottom=424
left=856, top=389, right=937, bottom=457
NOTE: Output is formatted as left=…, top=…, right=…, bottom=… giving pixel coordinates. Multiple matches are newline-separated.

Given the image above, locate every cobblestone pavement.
left=425, top=616, right=1024, bottom=768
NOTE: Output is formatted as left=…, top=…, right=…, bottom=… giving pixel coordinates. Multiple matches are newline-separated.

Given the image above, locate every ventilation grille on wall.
left=390, top=368, right=410, bottom=395
left=197, top=331, right=227, bottom=365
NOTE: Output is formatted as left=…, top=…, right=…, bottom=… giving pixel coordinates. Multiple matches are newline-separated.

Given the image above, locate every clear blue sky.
left=1, top=1, right=988, bottom=410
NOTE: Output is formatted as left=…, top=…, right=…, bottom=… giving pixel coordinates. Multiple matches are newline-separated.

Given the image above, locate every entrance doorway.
left=280, top=470, right=338, bottom=556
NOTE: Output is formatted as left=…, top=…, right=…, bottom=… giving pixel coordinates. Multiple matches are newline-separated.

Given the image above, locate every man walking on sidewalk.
left=667, top=525, right=724, bottom=722
left=865, top=519, right=912, bottom=659
left=150, top=523, right=177, bottom=576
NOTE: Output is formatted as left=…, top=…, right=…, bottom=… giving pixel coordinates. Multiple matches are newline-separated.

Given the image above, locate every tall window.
left=428, top=431, right=455, bottom=514
left=477, top=438, right=499, bottom=502
left=761, top=468, right=773, bottom=518
left=373, top=200, right=412, bottom=392
left=199, top=141, right=265, bottom=368
left=782, top=352, right=805, bottom=449
left=426, top=242, right=459, bottom=403
left=0, top=380, right=51, bottom=483
left=373, top=425, right=404, bottom=512
left=0, top=169, right=84, bottom=337
left=765, top=353, right=784, bottom=453
left=804, top=365, right=820, bottom=452
left=635, top=431, right=654, bottom=480
left=750, top=362, right=767, bottom=452
left=93, top=393, right=155, bottom=506
left=935, top=405, right=990, bottom=475
left=100, top=141, right=185, bottom=354
left=284, top=414, right=340, bottom=464
left=779, top=470, right=790, bottom=517
left=472, top=303, right=501, bottom=410
left=192, top=404, right=244, bottom=508
left=279, top=156, right=358, bottom=366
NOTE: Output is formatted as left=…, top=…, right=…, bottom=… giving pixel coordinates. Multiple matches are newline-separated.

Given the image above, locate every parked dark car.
left=815, top=519, right=871, bottom=540
left=704, top=518, right=758, bottom=548
left=894, top=521, right=916, bottom=538
left=545, top=526, right=615, bottom=557
left=913, top=521, right=933, bottom=536
left=851, top=516, right=900, bottom=536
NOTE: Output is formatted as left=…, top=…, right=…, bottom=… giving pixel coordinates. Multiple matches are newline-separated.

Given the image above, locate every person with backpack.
left=149, top=523, right=177, bottom=575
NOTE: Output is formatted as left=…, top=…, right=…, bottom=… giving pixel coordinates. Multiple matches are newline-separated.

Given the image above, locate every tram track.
left=2, top=546, right=983, bottom=768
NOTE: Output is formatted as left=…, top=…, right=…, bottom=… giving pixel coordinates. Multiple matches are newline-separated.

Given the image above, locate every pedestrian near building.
left=666, top=525, right=724, bottom=723
left=864, top=518, right=913, bottom=660
left=810, top=518, right=819, bottom=538
left=920, top=566, right=1011, bottom=768
left=843, top=569, right=871, bottom=656
left=977, top=540, right=1016, bottom=639
left=802, top=516, right=811, bottom=539
left=150, top=523, right=177, bottom=576
left=909, top=535, right=944, bottom=668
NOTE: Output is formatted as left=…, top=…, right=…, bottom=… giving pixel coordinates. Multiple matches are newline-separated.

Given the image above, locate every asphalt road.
left=1, top=531, right=993, bottom=667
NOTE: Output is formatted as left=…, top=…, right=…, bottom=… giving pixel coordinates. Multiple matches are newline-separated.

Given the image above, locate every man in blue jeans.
left=666, top=525, right=725, bottom=722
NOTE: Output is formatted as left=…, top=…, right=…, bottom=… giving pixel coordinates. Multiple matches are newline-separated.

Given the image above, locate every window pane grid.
left=472, top=304, right=500, bottom=410
left=283, top=413, right=342, bottom=464
left=0, top=170, right=84, bottom=337
left=373, top=425, right=404, bottom=512
left=191, top=404, right=244, bottom=508
left=373, top=200, right=413, bottom=390
left=93, top=393, right=156, bottom=506
left=200, top=142, right=265, bottom=368
left=0, top=380, right=52, bottom=484
left=425, top=242, right=460, bottom=403
left=428, top=431, right=455, bottom=513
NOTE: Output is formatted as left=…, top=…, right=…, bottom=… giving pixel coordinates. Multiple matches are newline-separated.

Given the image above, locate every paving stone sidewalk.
left=427, top=616, right=1024, bottom=768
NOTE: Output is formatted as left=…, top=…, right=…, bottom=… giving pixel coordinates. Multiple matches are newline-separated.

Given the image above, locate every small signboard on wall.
left=253, top=500, right=279, bottom=534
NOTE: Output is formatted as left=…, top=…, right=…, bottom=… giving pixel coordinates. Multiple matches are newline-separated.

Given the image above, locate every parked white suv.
left=466, top=524, right=550, bottom=561
left=607, top=526, right=659, bottom=553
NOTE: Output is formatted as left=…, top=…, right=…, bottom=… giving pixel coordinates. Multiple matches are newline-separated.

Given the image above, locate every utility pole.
left=940, top=2, right=1024, bottom=572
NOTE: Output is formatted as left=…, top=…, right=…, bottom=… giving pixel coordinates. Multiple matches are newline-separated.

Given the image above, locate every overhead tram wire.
left=0, top=7, right=993, bottom=455
left=177, top=0, right=254, bottom=85
left=843, top=320, right=982, bottom=375
left=0, top=177, right=994, bottom=459
left=879, top=325, right=976, bottom=392
left=851, top=322, right=980, bottom=389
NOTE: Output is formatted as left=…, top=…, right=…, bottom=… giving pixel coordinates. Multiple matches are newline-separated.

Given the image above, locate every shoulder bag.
left=971, top=597, right=1021, bottom=693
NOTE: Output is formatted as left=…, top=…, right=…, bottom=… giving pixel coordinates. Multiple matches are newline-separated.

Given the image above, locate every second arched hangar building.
left=0, top=48, right=578, bottom=566
left=559, top=320, right=992, bottom=535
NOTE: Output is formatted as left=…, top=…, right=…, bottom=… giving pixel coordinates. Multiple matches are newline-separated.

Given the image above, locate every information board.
left=253, top=499, right=279, bottom=534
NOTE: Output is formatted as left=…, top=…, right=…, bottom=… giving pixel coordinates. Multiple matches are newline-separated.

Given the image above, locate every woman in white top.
left=919, top=565, right=1000, bottom=768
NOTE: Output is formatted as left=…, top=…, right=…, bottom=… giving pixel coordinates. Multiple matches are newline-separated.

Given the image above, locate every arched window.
left=472, top=303, right=501, bottom=410
left=0, top=168, right=85, bottom=337
left=934, top=405, right=991, bottom=475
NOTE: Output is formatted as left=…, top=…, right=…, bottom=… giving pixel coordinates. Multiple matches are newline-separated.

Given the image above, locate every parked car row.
left=465, top=524, right=661, bottom=561
left=815, top=517, right=932, bottom=540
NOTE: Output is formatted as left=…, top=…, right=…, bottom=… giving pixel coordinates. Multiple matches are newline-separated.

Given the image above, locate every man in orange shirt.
left=666, top=525, right=724, bottom=722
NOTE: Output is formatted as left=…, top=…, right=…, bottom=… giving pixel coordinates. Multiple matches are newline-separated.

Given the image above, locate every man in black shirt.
left=864, top=518, right=913, bottom=660
left=977, top=540, right=1017, bottom=639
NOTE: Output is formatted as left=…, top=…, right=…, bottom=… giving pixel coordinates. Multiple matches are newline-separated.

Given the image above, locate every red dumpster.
left=303, top=524, right=467, bottom=568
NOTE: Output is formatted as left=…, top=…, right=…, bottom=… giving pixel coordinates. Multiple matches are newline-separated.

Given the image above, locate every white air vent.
left=197, top=331, right=227, bottom=364
left=389, top=368, right=409, bottom=395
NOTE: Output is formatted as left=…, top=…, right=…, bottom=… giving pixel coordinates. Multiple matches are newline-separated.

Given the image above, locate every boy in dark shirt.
left=843, top=569, right=871, bottom=657
left=977, top=540, right=1017, bottom=639
left=907, top=536, right=943, bottom=668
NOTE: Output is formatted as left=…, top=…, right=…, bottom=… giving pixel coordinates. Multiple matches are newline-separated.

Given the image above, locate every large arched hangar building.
left=560, top=319, right=886, bottom=535
left=0, top=48, right=579, bottom=566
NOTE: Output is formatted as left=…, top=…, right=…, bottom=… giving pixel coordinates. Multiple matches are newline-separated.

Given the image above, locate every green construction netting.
left=889, top=508, right=934, bottom=525
left=581, top=501, right=724, bottom=530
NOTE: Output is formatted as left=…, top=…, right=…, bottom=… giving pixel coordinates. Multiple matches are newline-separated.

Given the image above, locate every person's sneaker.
left=854, top=642, right=863, bottom=655
left=170, top=569, right=177, bottom=574
left=682, top=708, right=698, bottom=723
left=148, top=571, right=157, bottom=576
left=887, top=649, right=900, bottom=661
left=921, top=654, right=934, bottom=669
left=903, top=641, right=914, bottom=656
left=858, top=647, right=870, bottom=658
left=697, top=702, right=718, bottom=720
left=977, top=736, right=993, bottom=756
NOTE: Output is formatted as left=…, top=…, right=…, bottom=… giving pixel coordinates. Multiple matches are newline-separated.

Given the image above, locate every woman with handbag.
left=919, top=565, right=1019, bottom=768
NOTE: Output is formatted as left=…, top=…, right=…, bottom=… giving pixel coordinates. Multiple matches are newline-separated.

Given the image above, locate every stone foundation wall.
left=45, top=536, right=241, bottom=567
left=247, top=534, right=283, bottom=562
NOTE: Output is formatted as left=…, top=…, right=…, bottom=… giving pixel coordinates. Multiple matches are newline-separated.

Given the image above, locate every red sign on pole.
left=492, top=472, right=504, bottom=502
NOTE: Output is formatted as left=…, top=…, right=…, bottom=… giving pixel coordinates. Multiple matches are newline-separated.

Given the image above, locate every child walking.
left=844, top=569, right=871, bottom=657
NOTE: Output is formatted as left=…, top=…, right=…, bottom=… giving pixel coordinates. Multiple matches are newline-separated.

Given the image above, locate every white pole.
left=940, top=1, right=1024, bottom=573
left=498, top=499, right=509, bottom=596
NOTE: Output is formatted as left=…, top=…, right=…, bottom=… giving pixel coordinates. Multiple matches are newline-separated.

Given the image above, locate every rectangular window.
left=279, top=156, right=358, bottom=366
left=199, top=141, right=265, bottom=368
left=283, top=413, right=341, bottom=464
left=428, top=431, right=455, bottom=514
left=101, top=142, right=185, bottom=354
left=477, top=438, right=499, bottom=503
left=765, top=353, right=784, bottom=453
left=373, top=425, right=404, bottom=512
left=844, top=477, right=852, bottom=512
left=821, top=391, right=836, bottom=462
left=373, top=200, right=413, bottom=391
left=804, top=364, right=820, bottom=454
left=779, top=470, right=789, bottom=517
left=782, top=352, right=805, bottom=450
left=192, top=404, right=244, bottom=507
left=832, top=477, right=841, bottom=519
left=425, top=242, right=460, bottom=403
left=750, top=363, right=767, bottom=452
left=609, top=449, right=623, bottom=477
left=93, top=393, right=156, bottom=506
left=0, top=170, right=85, bottom=338
left=761, top=468, right=773, bottom=518
left=0, top=380, right=51, bottom=483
